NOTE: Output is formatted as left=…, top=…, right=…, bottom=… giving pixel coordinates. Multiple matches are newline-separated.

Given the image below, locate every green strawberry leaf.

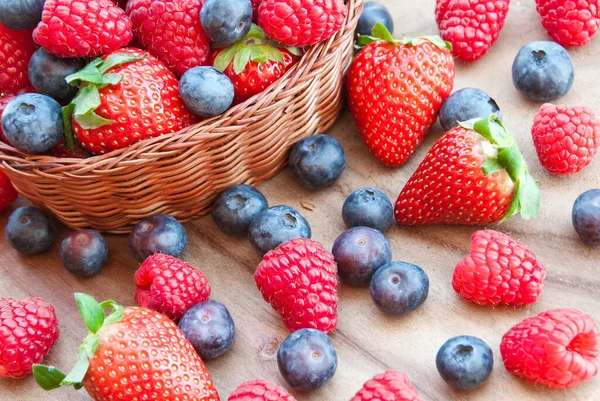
left=61, top=103, right=76, bottom=152
left=76, top=110, right=113, bottom=130
left=75, top=293, right=104, bottom=334
left=372, top=22, right=395, bottom=43
left=496, top=143, right=523, bottom=184
left=286, top=46, right=302, bottom=56
left=98, top=52, right=145, bottom=74
left=482, top=157, right=503, bottom=176
left=234, top=46, right=253, bottom=74
left=33, top=365, right=67, bottom=391
left=61, top=349, right=89, bottom=387
left=72, top=85, right=113, bottom=129
left=213, top=46, right=239, bottom=72
left=515, top=171, right=542, bottom=220
left=101, top=74, right=122, bottom=86
left=100, top=300, right=124, bottom=325
left=66, top=59, right=104, bottom=86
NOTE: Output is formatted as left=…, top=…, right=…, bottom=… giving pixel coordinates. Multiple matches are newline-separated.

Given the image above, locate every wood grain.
left=1, top=0, right=600, bottom=400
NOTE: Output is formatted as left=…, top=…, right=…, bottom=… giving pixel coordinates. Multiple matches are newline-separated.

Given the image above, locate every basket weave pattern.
left=0, top=0, right=362, bottom=234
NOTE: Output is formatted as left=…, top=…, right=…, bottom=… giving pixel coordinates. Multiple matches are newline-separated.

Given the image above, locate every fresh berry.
left=512, top=41, right=574, bottom=102
left=33, top=0, right=133, bottom=58
left=255, top=238, right=337, bottom=333
left=28, top=48, right=86, bottom=103
left=532, top=103, right=600, bottom=174
left=395, top=116, right=540, bottom=225
left=332, top=226, right=391, bottom=286
left=439, top=88, right=502, bottom=132
left=347, top=25, right=454, bottom=167
left=356, top=2, right=394, bottom=37
left=50, top=138, right=90, bottom=159
left=435, top=0, right=510, bottom=62
left=229, top=379, right=297, bottom=401
left=248, top=205, right=311, bottom=255
left=127, top=0, right=211, bottom=77
left=342, top=187, right=394, bottom=233
left=5, top=206, right=56, bottom=254
left=0, top=0, right=45, bottom=30
left=0, top=170, right=18, bottom=211
left=350, top=370, right=423, bottom=401
left=258, top=0, right=347, bottom=46
left=178, top=300, right=235, bottom=360
left=134, top=254, right=211, bottom=321
left=572, top=189, right=600, bottom=245
left=0, top=297, right=59, bottom=378
left=289, top=134, right=346, bottom=190
left=370, top=262, right=429, bottom=316
left=500, top=307, right=599, bottom=388
left=212, top=184, right=268, bottom=236
left=436, top=336, right=493, bottom=390
left=201, top=0, right=253, bottom=47
left=60, top=229, right=109, bottom=277
left=179, top=66, right=234, bottom=118
left=129, top=214, right=188, bottom=262
left=536, top=0, right=600, bottom=47
left=0, top=86, right=36, bottom=143
left=0, top=23, right=35, bottom=93
left=277, top=328, right=337, bottom=392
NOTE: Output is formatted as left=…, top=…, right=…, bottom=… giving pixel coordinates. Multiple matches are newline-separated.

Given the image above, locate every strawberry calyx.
left=33, top=293, right=124, bottom=391
left=356, top=22, right=452, bottom=51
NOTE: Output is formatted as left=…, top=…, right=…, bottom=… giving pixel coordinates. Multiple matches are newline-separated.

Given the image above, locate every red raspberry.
left=127, top=0, right=211, bottom=77
left=0, top=170, right=18, bottom=211
left=254, top=238, right=338, bottom=333
left=134, top=254, right=211, bottom=321
left=0, top=24, right=35, bottom=93
left=532, top=103, right=600, bottom=175
left=33, top=0, right=133, bottom=58
left=350, top=370, right=423, bottom=401
left=435, top=0, right=510, bottom=62
left=0, top=297, right=60, bottom=379
left=536, top=0, right=600, bottom=47
left=500, top=308, right=600, bottom=388
left=258, top=0, right=347, bottom=47
left=228, top=379, right=297, bottom=401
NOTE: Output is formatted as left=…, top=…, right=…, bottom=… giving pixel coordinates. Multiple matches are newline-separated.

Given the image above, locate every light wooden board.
left=1, top=0, right=600, bottom=400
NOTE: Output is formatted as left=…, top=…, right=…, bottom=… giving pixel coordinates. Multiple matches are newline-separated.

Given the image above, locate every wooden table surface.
left=2, top=1, right=600, bottom=400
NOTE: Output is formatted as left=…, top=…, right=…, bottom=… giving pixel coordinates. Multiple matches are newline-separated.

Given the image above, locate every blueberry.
left=512, top=41, right=574, bottom=102
left=128, top=214, right=188, bottom=262
left=436, top=335, right=494, bottom=391
left=5, top=206, right=55, bottom=254
left=178, top=300, right=236, bottom=360
left=28, top=48, right=86, bottom=103
left=60, top=229, right=109, bottom=277
left=0, top=0, right=45, bottom=30
left=356, top=2, right=394, bottom=37
left=277, top=329, right=337, bottom=392
left=248, top=205, right=311, bottom=255
left=212, top=185, right=268, bottom=236
left=342, top=187, right=394, bottom=233
left=439, top=88, right=502, bottom=131
left=289, top=134, right=346, bottom=190
left=572, top=189, right=600, bottom=245
left=200, top=0, right=253, bottom=47
left=179, top=67, right=234, bottom=118
left=332, top=226, right=391, bottom=286
left=370, top=262, right=429, bottom=315
left=1, top=94, right=64, bottom=154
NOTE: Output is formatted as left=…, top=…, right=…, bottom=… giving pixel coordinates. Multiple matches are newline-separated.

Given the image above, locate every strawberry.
left=0, top=170, right=18, bottom=211
left=34, top=293, right=219, bottom=400
left=350, top=370, right=423, bottom=401
left=212, top=25, right=301, bottom=104
left=536, top=0, right=600, bottom=48
left=395, top=115, right=541, bottom=225
left=347, top=24, right=455, bottom=167
left=0, top=24, right=35, bottom=93
left=229, top=379, right=297, bottom=401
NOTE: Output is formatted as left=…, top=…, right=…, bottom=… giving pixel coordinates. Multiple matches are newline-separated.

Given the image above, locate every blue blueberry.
left=248, top=205, right=311, bottom=255
left=200, top=0, right=252, bottom=47
left=277, top=329, right=337, bottom=392
left=332, top=226, right=391, bottom=286
left=5, top=206, right=55, bottom=255
left=439, top=88, right=502, bottom=131
left=1, top=94, right=64, bottom=154
left=60, top=229, right=109, bottom=277
left=572, top=189, right=600, bottom=245
left=179, top=67, right=234, bottom=118
left=436, top=335, right=494, bottom=391
left=28, top=48, right=86, bottom=103
left=178, top=300, right=236, bottom=360
left=289, top=134, right=346, bottom=190
left=356, top=2, right=394, bottom=37
left=370, top=262, right=429, bottom=316
left=0, top=0, right=45, bottom=30
left=212, top=185, right=268, bottom=236
left=128, top=214, right=188, bottom=262
left=342, top=187, right=394, bottom=233
left=512, top=41, right=574, bottom=102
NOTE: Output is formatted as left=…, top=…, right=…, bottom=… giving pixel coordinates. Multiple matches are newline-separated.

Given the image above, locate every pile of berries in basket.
left=2, top=0, right=600, bottom=400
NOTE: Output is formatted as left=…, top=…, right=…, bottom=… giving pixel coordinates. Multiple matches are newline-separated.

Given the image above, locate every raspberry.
left=0, top=297, right=60, bottom=379
left=350, top=370, right=423, bottom=401
left=228, top=379, right=297, bottom=401
left=0, top=24, right=35, bottom=93
left=254, top=238, right=338, bottom=333
left=536, top=0, right=600, bottom=47
left=134, top=254, right=211, bottom=321
left=500, top=308, right=600, bottom=388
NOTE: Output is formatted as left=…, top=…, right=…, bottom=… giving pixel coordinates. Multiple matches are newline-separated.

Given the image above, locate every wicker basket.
left=0, top=0, right=362, bottom=234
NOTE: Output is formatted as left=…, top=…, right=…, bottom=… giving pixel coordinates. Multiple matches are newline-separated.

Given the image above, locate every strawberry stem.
left=356, top=22, right=452, bottom=51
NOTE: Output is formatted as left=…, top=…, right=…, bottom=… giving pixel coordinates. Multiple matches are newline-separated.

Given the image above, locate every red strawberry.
left=258, top=0, right=347, bottom=46
left=0, top=170, right=18, bottom=210
left=254, top=238, right=338, bottom=333
left=453, top=230, right=546, bottom=307
left=229, top=379, right=297, bottom=401
left=536, top=0, right=600, bottom=47
left=435, top=0, right=510, bottom=62
left=347, top=24, right=454, bottom=167
left=0, top=297, right=59, bottom=379
left=0, top=24, right=35, bottom=93
left=127, top=0, right=211, bottom=77
left=1, top=86, right=36, bottom=144
left=500, top=308, right=599, bottom=388
left=212, top=25, right=301, bottom=104
left=34, top=293, right=219, bottom=400
left=350, top=370, right=423, bottom=401
left=395, top=115, right=541, bottom=225
left=33, top=0, right=133, bottom=58
left=532, top=103, right=600, bottom=175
